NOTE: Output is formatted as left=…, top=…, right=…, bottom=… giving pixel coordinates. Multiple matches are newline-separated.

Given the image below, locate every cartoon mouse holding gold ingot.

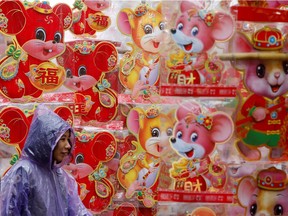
left=117, top=106, right=175, bottom=207
left=169, top=101, right=233, bottom=191
left=117, top=3, right=167, bottom=96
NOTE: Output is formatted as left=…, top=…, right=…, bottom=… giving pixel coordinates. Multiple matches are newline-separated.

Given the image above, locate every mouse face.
left=170, top=101, right=233, bottom=160
left=237, top=168, right=288, bottom=216
left=170, top=1, right=234, bottom=54
left=230, top=31, right=288, bottom=99
left=127, top=107, right=175, bottom=158
left=244, top=59, right=288, bottom=99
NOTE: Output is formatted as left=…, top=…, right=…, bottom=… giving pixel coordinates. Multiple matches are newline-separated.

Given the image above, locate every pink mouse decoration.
left=231, top=29, right=288, bottom=160
left=170, top=0, right=234, bottom=80
left=169, top=101, right=233, bottom=191
left=0, top=1, right=72, bottom=99
left=237, top=167, right=288, bottom=216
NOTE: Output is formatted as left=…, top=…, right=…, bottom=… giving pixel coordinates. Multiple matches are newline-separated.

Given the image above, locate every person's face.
left=53, top=130, right=71, bottom=163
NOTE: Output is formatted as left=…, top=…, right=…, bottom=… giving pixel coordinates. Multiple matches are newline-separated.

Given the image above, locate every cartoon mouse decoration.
left=117, top=106, right=175, bottom=208
left=228, top=28, right=288, bottom=161
left=117, top=3, right=166, bottom=99
left=0, top=1, right=72, bottom=100
left=169, top=101, right=233, bottom=192
left=63, top=129, right=117, bottom=214
left=168, top=0, right=234, bottom=85
left=56, top=40, right=118, bottom=122
left=0, top=104, right=74, bottom=174
left=0, top=107, right=31, bottom=162
left=237, top=167, right=288, bottom=216
left=69, top=0, right=111, bottom=36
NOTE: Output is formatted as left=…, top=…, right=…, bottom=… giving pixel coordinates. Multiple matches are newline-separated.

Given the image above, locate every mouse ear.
left=93, top=41, right=118, bottom=73
left=53, top=3, right=73, bottom=30
left=117, top=8, right=135, bottom=35
left=0, top=1, right=26, bottom=35
left=92, top=131, right=117, bottom=162
left=54, top=106, right=74, bottom=127
left=237, top=176, right=257, bottom=208
left=0, top=107, right=29, bottom=149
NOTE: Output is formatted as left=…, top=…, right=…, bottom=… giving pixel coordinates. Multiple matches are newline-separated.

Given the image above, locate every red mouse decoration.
left=56, top=40, right=119, bottom=122
left=0, top=1, right=72, bottom=100
left=70, top=0, right=111, bottom=36
left=63, top=129, right=117, bottom=214
left=0, top=104, right=74, bottom=174
left=0, top=106, right=31, bottom=154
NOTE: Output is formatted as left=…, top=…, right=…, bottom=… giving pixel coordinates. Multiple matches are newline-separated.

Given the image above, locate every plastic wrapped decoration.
left=0, top=1, right=72, bottom=100
left=63, top=128, right=117, bottom=214
left=0, top=103, right=74, bottom=175
left=168, top=101, right=234, bottom=192
left=220, top=5, right=288, bottom=161
left=69, top=0, right=111, bottom=36
left=117, top=105, right=175, bottom=208
left=56, top=40, right=119, bottom=123
left=0, top=106, right=31, bottom=173
left=162, top=0, right=235, bottom=89
left=117, top=2, right=166, bottom=102
left=113, top=202, right=139, bottom=216
left=236, top=166, right=288, bottom=216
left=237, top=0, right=288, bottom=9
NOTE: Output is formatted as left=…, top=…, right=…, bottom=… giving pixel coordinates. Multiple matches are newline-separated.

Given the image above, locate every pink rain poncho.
left=0, top=105, right=92, bottom=216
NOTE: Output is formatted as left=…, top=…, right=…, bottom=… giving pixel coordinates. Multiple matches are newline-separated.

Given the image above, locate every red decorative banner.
left=160, top=84, right=237, bottom=97
left=158, top=189, right=234, bottom=203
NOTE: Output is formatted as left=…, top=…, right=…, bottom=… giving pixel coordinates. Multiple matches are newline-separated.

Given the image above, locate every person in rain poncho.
left=0, top=105, right=93, bottom=216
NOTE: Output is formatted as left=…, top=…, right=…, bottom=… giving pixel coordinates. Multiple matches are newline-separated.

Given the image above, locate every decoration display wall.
left=1, top=0, right=288, bottom=215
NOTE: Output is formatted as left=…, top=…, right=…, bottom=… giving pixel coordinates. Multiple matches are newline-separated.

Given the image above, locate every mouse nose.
left=274, top=72, right=280, bottom=79
left=171, top=29, right=176, bottom=34
left=170, top=137, right=176, bottom=144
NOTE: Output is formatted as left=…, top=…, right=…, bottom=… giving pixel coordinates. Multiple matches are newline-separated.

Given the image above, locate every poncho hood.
left=22, top=104, right=75, bottom=169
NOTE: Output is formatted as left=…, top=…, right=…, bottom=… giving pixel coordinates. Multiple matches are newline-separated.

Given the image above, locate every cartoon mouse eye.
left=249, top=203, right=257, bottom=216
left=78, top=66, right=87, bottom=76
left=191, top=132, right=198, bottom=142
left=176, top=131, right=182, bottom=139
left=256, top=64, right=265, bottom=78
left=274, top=204, right=283, bottom=215
left=166, top=128, right=173, bottom=136
left=191, top=26, right=199, bottom=36
left=151, top=128, right=160, bottom=137
left=75, top=154, right=84, bottom=164
left=66, top=69, right=73, bottom=78
left=54, top=32, right=62, bottom=43
left=283, top=61, right=288, bottom=74
left=35, top=28, right=46, bottom=41
left=144, top=24, right=153, bottom=34
left=159, top=22, right=165, bottom=30
left=177, top=23, right=183, bottom=31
